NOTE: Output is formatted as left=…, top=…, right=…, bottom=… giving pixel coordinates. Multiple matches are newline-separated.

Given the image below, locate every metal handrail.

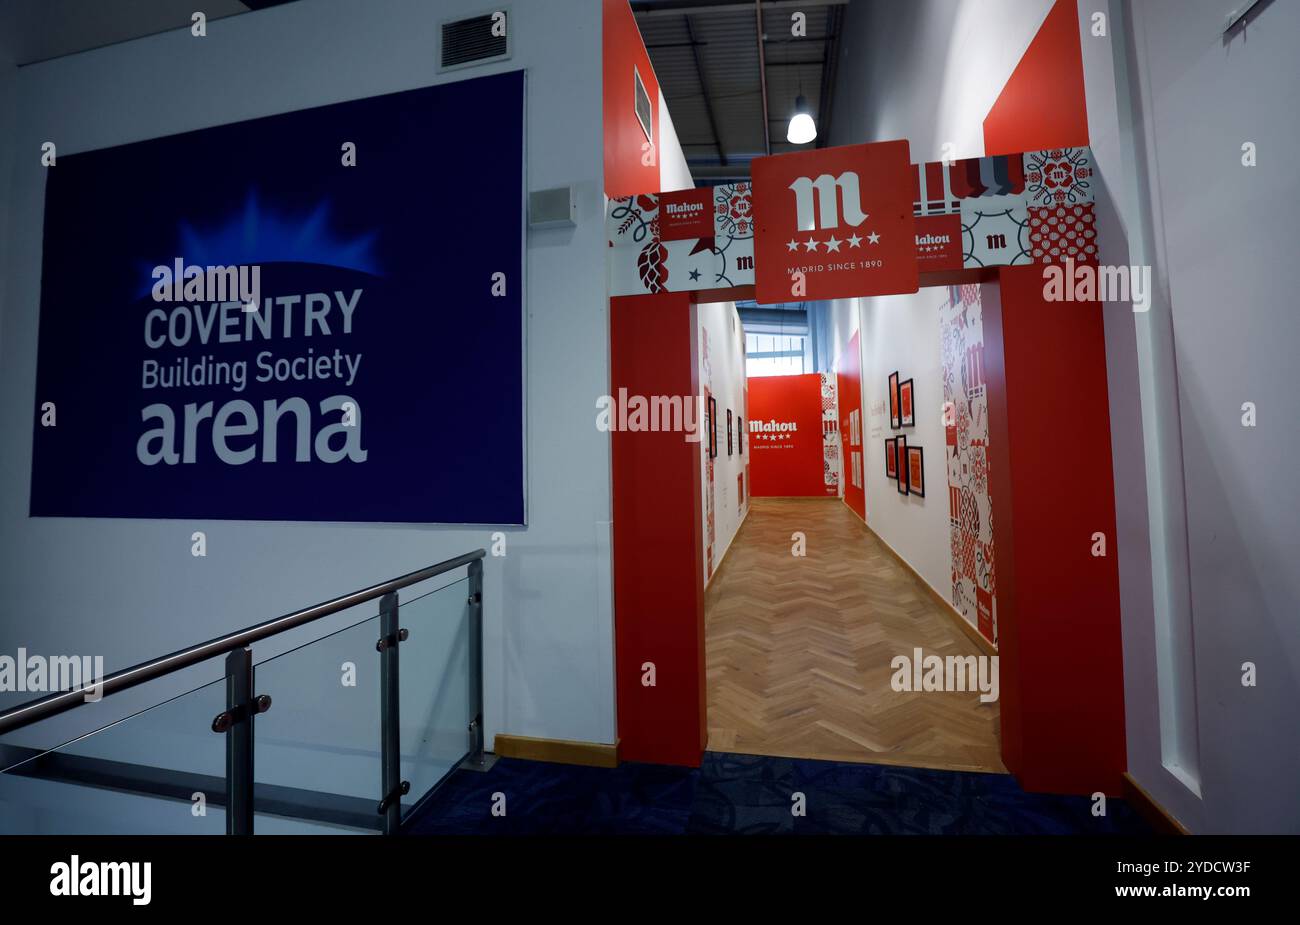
left=0, top=549, right=487, bottom=736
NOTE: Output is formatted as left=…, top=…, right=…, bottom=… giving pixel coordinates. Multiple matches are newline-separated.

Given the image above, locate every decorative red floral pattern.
left=1024, top=147, right=1093, bottom=207
left=1028, top=203, right=1098, bottom=263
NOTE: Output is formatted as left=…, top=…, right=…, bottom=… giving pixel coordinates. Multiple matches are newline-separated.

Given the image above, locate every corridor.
left=705, top=498, right=1003, bottom=773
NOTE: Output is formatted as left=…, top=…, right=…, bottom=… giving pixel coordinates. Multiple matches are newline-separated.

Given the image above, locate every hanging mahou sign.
left=751, top=140, right=919, bottom=303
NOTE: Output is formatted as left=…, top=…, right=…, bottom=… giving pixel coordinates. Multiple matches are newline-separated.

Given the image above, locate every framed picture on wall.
left=888, top=371, right=901, bottom=429
left=885, top=437, right=897, bottom=479
left=738, top=417, right=745, bottom=454
left=895, top=435, right=908, bottom=494
left=727, top=409, right=734, bottom=456
left=907, top=445, right=925, bottom=497
left=707, top=396, right=717, bottom=458
left=900, top=378, right=915, bottom=427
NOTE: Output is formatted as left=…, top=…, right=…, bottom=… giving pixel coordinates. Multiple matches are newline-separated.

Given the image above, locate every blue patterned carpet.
left=405, top=751, right=1151, bottom=835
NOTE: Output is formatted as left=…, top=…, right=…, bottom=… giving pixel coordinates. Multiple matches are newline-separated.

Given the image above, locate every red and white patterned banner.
left=607, top=183, right=755, bottom=296
left=910, top=146, right=1096, bottom=272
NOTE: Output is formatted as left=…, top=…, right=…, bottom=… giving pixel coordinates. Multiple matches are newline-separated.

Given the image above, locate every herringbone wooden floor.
left=705, top=497, right=1004, bottom=773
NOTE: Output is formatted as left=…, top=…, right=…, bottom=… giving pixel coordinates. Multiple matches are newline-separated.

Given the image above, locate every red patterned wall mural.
left=836, top=331, right=865, bottom=522
left=820, top=372, right=840, bottom=495
left=939, top=284, right=997, bottom=646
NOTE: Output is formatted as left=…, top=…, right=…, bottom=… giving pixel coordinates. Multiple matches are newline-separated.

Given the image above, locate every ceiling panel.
left=635, top=0, right=846, bottom=180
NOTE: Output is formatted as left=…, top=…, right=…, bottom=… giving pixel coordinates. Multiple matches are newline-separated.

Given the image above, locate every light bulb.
left=786, top=94, right=817, bottom=144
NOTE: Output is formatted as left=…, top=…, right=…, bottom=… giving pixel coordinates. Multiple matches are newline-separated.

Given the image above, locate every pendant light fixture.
left=787, top=94, right=817, bottom=145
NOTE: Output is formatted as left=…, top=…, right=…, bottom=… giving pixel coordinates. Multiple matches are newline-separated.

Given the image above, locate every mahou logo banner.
left=747, top=373, right=836, bottom=499
left=752, top=141, right=918, bottom=302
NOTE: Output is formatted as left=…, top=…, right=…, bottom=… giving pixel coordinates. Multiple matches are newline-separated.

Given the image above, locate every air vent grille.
left=441, top=13, right=508, bottom=70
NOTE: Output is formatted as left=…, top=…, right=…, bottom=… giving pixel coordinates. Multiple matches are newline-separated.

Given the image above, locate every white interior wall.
left=1077, top=0, right=1199, bottom=832
left=1080, top=0, right=1300, bottom=834
left=657, top=86, right=693, bottom=193
left=832, top=0, right=1054, bottom=164
left=858, top=292, right=951, bottom=604
left=697, top=301, right=748, bottom=584
left=0, top=0, right=617, bottom=752
left=826, top=0, right=1052, bottom=602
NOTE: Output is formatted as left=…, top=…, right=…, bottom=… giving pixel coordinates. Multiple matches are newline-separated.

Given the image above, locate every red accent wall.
left=748, top=374, right=834, bottom=498
left=603, top=0, right=660, bottom=198
left=983, top=271, right=1126, bottom=795
left=981, top=0, right=1126, bottom=795
left=610, top=293, right=707, bottom=767
left=982, top=0, right=1089, bottom=157
left=836, top=331, right=865, bottom=522
left=606, top=1, right=701, bottom=766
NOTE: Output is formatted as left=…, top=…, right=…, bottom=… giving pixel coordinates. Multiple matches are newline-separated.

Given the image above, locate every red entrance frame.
left=607, top=0, right=1125, bottom=796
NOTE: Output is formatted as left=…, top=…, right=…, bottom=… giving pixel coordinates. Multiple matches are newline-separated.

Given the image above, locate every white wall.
left=1080, top=0, right=1300, bottom=834
left=697, top=301, right=748, bottom=584
left=826, top=0, right=1052, bottom=610
left=826, top=0, right=1055, bottom=364
left=832, top=0, right=1054, bottom=164
left=858, top=292, right=951, bottom=602
left=657, top=87, right=693, bottom=193
left=0, top=0, right=618, bottom=753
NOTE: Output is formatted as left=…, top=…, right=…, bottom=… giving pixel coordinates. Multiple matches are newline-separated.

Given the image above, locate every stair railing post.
left=223, top=646, right=254, bottom=835
left=467, top=558, right=485, bottom=767
left=377, top=591, right=405, bottom=834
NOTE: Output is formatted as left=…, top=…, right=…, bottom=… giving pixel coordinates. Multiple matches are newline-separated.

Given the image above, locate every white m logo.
left=788, top=171, right=869, bottom=231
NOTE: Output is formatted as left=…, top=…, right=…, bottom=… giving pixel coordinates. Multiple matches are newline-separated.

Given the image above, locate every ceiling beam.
left=815, top=2, right=843, bottom=148
left=685, top=15, right=728, bottom=166
left=688, top=163, right=754, bottom=178
left=755, top=0, right=770, bottom=157
left=764, top=34, right=835, bottom=43
left=633, top=0, right=847, bottom=18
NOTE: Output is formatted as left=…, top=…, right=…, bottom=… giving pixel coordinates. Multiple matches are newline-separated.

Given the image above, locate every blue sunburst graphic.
left=139, top=191, right=381, bottom=297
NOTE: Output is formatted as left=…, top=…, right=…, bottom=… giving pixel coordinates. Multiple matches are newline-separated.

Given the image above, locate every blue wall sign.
left=30, top=71, right=525, bottom=524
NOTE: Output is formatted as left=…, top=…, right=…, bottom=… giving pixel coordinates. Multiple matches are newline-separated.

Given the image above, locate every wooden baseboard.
left=705, top=505, right=751, bottom=589
left=863, top=523, right=998, bottom=658
left=1123, top=772, right=1189, bottom=835
left=491, top=734, right=619, bottom=768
